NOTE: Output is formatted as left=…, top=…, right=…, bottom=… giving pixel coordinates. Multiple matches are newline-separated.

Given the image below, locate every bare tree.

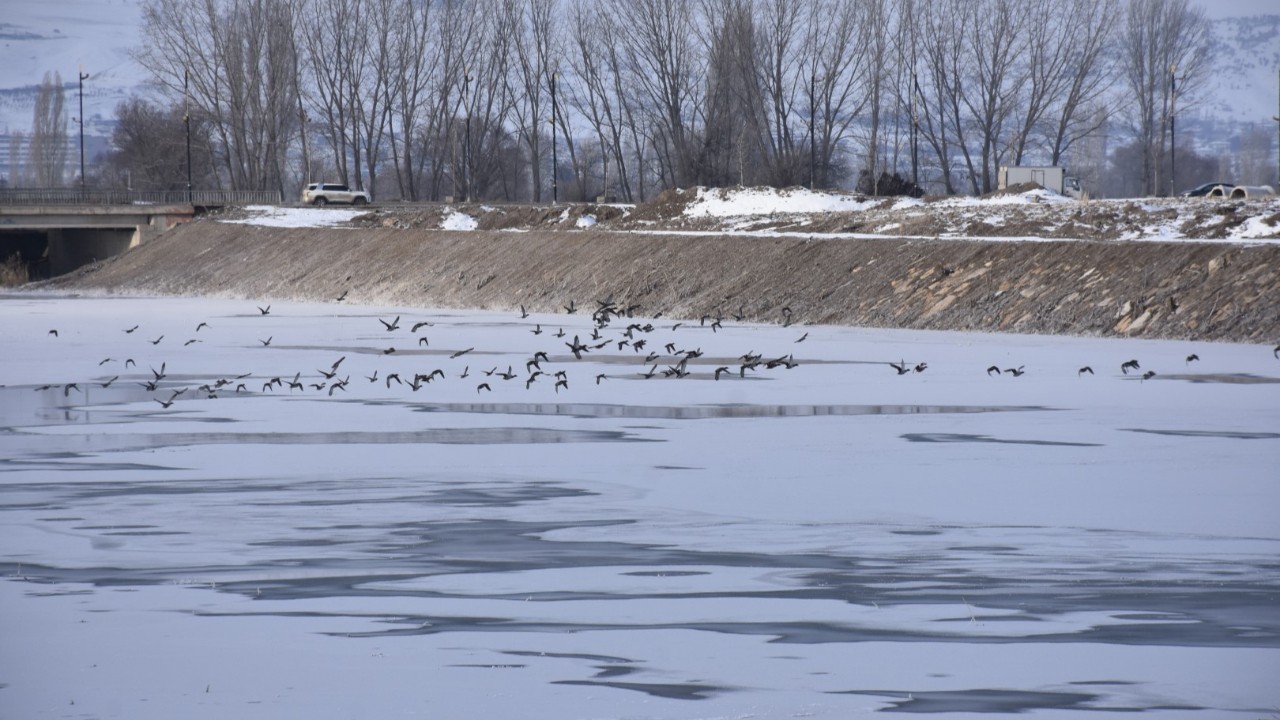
left=1043, top=0, right=1121, bottom=166
left=617, top=0, right=703, bottom=187
left=139, top=0, right=299, bottom=193
left=384, top=0, right=435, bottom=200
left=1120, top=0, right=1211, bottom=196
left=28, top=71, right=68, bottom=187
left=102, top=97, right=215, bottom=190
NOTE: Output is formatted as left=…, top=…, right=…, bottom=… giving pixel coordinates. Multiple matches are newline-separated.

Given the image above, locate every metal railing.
left=0, top=188, right=283, bottom=206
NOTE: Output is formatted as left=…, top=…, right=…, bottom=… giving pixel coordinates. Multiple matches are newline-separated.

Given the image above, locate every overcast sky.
left=1190, top=0, right=1278, bottom=19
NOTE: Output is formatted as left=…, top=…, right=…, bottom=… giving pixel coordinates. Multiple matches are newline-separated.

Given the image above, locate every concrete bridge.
left=0, top=204, right=196, bottom=278
left=0, top=190, right=281, bottom=280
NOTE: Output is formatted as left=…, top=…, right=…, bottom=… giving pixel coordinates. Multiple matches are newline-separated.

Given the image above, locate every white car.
left=301, top=182, right=370, bottom=206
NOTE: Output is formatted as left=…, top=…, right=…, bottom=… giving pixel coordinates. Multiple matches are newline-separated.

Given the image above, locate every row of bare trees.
left=127, top=0, right=1214, bottom=201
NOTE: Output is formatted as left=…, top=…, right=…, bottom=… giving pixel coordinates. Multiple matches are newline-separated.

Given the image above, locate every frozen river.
left=2, top=293, right=1278, bottom=719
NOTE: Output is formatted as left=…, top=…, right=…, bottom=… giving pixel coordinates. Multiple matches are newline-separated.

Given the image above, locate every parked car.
left=1180, top=182, right=1234, bottom=198
left=301, top=182, right=370, bottom=206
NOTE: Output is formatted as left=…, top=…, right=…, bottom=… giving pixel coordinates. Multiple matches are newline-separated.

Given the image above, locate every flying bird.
left=450, top=347, right=474, bottom=359
left=1185, top=353, right=1199, bottom=364
left=477, top=382, right=492, bottom=393
left=1141, top=370, right=1157, bottom=381
left=1004, top=366, right=1026, bottom=377
left=257, top=305, right=271, bottom=315
left=380, top=315, right=401, bottom=331
left=519, top=304, right=529, bottom=319
left=795, top=333, right=808, bottom=343
left=411, top=321, right=432, bottom=332
left=889, top=361, right=911, bottom=375
left=1121, top=359, right=1140, bottom=375
left=48, top=329, right=58, bottom=337
left=259, top=337, right=272, bottom=346
left=335, top=289, right=348, bottom=302
left=196, top=322, right=209, bottom=332
left=150, top=335, right=164, bottom=345
left=1078, top=366, right=1094, bottom=376
left=124, top=325, right=139, bottom=333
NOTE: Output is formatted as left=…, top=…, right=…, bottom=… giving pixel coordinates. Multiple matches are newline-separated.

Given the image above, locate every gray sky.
left=1190, top=0, right=1279, bottom=19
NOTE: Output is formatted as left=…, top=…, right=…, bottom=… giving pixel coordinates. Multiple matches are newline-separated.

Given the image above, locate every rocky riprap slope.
left=40, top=213, right=1279, bottom=344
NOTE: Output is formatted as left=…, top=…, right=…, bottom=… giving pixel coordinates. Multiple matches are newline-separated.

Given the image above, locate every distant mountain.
left=1196, top=14, right=1280, bottom=125
left=0, top=0, right=148, bottom=137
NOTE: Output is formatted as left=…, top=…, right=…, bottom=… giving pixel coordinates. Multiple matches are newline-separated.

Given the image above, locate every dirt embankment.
left=40, top=218, right=1279, bottom=343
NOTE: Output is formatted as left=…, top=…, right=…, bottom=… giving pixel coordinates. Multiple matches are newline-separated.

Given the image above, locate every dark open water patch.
left=505, top=650, right=635, bottom=664
left=837, top=688, right=1098, bottom=713
left=901, top=433, right=1101, bottom=447
left=1121, top=428, right=1280, bottom=440
left=0, top=427, right=651, bottom=458
left=1157, top=373, right=1280, bottom=385
left=552, top=679, right=724, bottom=700
left=402, top=402, right=1052, bottom=420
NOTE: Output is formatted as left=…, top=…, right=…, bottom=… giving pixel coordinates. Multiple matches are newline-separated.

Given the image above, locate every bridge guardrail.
left=0, top=189, right=283, bottom=206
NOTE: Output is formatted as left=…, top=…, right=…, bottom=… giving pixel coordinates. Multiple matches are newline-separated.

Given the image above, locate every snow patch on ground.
left=220, top=205, right=367, bottom=228
left=441, top=211, right=478, bottom=231
left=684, top=186, right=878, bottom=217
left=955, top=188, right=1072, bottom=206
left=575, top=214, right=597, bottom=228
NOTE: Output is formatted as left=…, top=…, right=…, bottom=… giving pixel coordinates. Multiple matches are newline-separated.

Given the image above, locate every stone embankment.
left=40, top=218, right=1278, bottom=343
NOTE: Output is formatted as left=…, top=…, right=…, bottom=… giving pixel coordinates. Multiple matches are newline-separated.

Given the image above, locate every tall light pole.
left=1168, top=64, right=1177, bottom=197
left=911, top=71, right=920, bottom=191
left=809, top=65, right=817, bottom=190
left=550, top=71, right=559, bottom=205
left=184, top=68, right=192, bottom=203
left=463, top=70, right=472, bottom=202
left=1273, top=67, right=1279, bottom=190
left=77, top=67, right=88, bottom=192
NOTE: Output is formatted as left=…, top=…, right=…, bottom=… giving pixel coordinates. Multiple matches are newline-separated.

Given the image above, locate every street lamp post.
left=184, top=68, right=192, bottom=203
left=1169, top=64, right=1177, bottom=197
left=550, top=71, right=559, bottom=205
left=77, top=67, right=88, bottom=193
left=1273, top=67, right=1279, bottom=190
left=463, top=71, right=472, bottom=202
left=809, top=65, right=817, bottom=190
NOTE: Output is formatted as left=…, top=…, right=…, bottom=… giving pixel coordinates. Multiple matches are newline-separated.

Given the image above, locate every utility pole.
left=911, top=71, right=920, bottom=191
left=550, top=71, right=559, bottom=204
left=77, top=67, right=88, bottom=193
left=184, top=68, right=192, bottom=203
left=1273, top=67, right=1279, bottom=189
left=464, top=72, right=472, bottom=202
left=1169, top=65, right=1177, bottom=197
left=809, top=65, right=817, bottom=190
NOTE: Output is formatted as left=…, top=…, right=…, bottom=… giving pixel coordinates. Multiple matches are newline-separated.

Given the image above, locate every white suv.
left=301, top=182, right=371, bottom=206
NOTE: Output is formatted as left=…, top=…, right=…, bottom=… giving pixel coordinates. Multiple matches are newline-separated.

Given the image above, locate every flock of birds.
left=25, top=295, right=1280, bottom=411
